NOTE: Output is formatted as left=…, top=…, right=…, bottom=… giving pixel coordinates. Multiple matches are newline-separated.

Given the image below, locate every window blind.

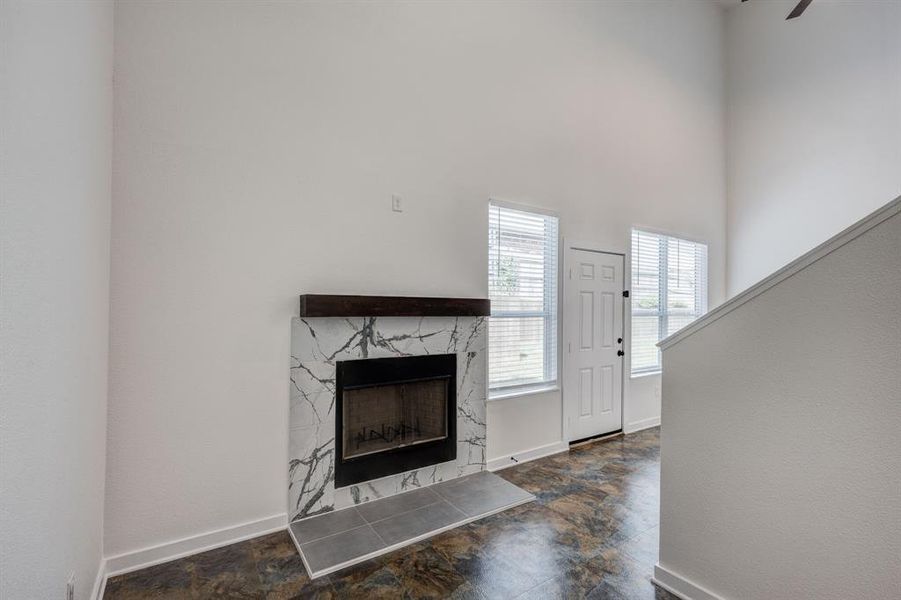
left=488, top=203, right=559, bottom=393
left=631, top=229, right=708, bottom=375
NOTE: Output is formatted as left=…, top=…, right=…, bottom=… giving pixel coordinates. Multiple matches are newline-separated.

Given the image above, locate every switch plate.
left=391, top=195, right=403, bottom=212
left=66, top=573, right=75, bottom=600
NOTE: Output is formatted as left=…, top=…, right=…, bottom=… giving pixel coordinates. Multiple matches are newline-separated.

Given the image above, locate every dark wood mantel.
left=298, top=294, right=490, bottom=318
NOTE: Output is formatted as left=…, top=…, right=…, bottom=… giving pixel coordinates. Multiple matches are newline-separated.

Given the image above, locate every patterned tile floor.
left=105, top=427, right=675, bottom=599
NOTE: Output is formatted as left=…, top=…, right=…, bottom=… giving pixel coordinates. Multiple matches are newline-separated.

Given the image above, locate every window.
left=631, top=229, right=708, bottom=375
left=488, top=203, right=559, bottom=396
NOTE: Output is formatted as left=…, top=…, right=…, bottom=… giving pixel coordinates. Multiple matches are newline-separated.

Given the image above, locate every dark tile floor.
left=105, top=427, right=675, bottom=599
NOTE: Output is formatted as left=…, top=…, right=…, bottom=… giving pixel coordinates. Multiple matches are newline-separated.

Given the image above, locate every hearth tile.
left=431, top=470, right=505, bottom=499
left=444, top=477, right=534, bottom=517
left=299, top=524, right=386, bottom=575
left=369, top=499, right=466, bottom=547
left=291, top=318, right=365, bottom=363
left=288, top=425, right=336, bottom=521
left=290, top=507, right=366, bottom=544
left=356, top=486, right=442, bottom=524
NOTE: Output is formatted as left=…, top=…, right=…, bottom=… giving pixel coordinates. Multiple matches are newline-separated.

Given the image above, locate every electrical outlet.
left=66, top=572, right=75, bottom=600
left=391, top=194, right=403, bottom=212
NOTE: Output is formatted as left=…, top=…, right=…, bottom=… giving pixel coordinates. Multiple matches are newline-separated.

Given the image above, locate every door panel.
left=580, top=292, right=593, bottom=350
left=601, top=365, right=613, bottom=413
left=601, top=265, right=615, bottom=281
left=601, top=292, right=614, bottom=348
left=565, top=248, right=624, bottom=440
left=579, top=368, right=593, bottom=417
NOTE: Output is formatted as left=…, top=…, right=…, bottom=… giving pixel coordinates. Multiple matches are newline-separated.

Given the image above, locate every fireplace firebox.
left=334, top=354, right=457, bottom=488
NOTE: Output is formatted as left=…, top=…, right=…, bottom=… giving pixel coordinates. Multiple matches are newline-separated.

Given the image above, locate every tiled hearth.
left=290, top=471, right=533, bottom=577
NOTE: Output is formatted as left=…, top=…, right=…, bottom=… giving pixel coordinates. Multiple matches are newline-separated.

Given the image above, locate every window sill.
left=489, top=385, right=559, bottom=402
left=630, top=370, right=661, bottom=380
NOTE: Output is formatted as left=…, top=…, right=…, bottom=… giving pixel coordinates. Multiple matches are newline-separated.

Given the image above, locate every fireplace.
left=334, top=353, right=457, bottom=487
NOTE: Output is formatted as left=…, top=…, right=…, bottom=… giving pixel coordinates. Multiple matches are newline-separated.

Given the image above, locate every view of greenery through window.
left=488, top=204, right=558, bottom=393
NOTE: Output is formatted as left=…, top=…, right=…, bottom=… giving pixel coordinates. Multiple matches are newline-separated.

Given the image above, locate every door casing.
left=562, top=242, right=626, bottom=442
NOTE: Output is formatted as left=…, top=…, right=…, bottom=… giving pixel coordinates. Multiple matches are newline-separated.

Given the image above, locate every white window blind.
left=631, top=229, right=708, bottom=375
left=488, top=203, right=559, bottom=394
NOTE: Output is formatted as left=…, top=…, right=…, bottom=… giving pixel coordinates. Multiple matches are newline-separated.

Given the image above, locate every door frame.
left=561, top=239, right=626, bottom=443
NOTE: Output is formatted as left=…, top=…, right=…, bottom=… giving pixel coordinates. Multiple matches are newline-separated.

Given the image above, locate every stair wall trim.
left=659, top=195, right=901, bottom=352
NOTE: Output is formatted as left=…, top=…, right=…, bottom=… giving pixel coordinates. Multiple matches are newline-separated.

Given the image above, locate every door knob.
left=617, top=350, right=624, bottom=356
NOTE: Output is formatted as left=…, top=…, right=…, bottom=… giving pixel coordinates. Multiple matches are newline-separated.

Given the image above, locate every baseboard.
left=624, top=416, right=660, bottom=434
left=91, top=557, right=107, bottom=600
left=487, top=440, right=568, bottom=471
left=652, top=563, right=724, bottom=600
left=103, top=513, right=287, bottom=580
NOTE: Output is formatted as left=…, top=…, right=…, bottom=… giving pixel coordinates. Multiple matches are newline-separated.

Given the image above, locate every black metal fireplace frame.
left=334, top=353, right=457, bottom=488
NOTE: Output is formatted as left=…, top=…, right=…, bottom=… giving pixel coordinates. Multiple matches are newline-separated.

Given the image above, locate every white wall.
left=657, top=201, right=901, bottom=600
left=107, top=0, right=726, bottom=556
left=0, top=2, right=113, bottom=598
left=725, top=0, right=901, bottom=295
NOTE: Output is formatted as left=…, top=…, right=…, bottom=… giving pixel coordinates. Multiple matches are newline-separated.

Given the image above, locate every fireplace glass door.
left=343, top=378, right=449, bottom=460
left=335, top=353, right=457, bottom=487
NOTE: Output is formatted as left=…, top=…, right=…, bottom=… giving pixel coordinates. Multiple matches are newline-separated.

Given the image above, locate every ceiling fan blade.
left=786, top=0, right=813, bottom=20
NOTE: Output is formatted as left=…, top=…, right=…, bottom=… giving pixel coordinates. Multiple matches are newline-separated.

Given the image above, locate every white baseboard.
left=487, top=440, right=568, bottom=472
left=102, top=513, right=287, bottom=582
left=653, top=563, right=724, bottom=600
left=624, top=416, right=660, bottom=434
left=91, top=558, right=107, bottom=600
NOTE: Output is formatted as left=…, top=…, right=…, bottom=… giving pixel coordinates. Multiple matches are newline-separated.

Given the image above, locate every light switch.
left=391, top=195, right=403, bottom=212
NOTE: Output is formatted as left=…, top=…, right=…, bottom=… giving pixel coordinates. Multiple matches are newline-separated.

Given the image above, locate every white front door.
left=564, top=247, right=624, bottom=441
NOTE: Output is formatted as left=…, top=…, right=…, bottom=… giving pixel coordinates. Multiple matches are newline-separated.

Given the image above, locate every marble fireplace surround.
left=289, top=315, right=487, bottom=522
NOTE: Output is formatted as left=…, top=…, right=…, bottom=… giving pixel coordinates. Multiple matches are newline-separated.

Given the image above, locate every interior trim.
left=298, top=294, right=490, bottom=317
left=91, top=558, right=107, bottom=600
left=102, top=513, right=287, bottom=581
left=653, top=562, right=725, bottom=600
left=624, top=416, right=661, bottom=434
left=659, top=195, right=901, bottom=351
left=486, top=440, right=569, bottom=471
